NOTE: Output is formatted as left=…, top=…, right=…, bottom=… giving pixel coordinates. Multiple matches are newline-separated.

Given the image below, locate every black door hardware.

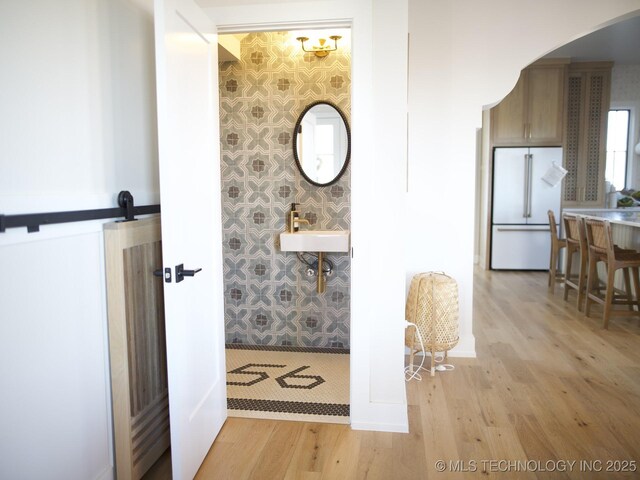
left=154, top=267, right=172, bottom=283
left=175, top=264, right=202, bottom=283
left=0, top=190, right=160, bottom=233
left=117, top=190, right=136, bottom=222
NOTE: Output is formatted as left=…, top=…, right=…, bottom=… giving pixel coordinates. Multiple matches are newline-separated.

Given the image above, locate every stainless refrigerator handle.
left=496, top=227, right=551, bottom=232
left=527, top=154, right=533, bottom=217
left=523, top=154, right=529, bottom=218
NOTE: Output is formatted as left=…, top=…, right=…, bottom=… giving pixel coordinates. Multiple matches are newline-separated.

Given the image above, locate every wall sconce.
left=296, top=35, right=341, bottom=57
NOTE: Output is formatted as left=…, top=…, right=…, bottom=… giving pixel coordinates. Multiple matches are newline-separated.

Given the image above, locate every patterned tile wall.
left=218, top=31, right=351, bottom=349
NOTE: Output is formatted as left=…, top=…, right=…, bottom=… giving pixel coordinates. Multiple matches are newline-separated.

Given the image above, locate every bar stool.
left=548, top=210, right=566, bottom=293
left=563, top=214, right=588, bottom=310
left=584, top=218, right=640, bottom=329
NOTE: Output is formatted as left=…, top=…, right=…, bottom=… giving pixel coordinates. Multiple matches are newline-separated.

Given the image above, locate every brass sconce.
left=296, top=35, right=342, bottom=57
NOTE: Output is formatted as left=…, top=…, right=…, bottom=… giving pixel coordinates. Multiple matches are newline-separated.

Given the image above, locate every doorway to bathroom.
left=217, top=29, right=352, bottom=424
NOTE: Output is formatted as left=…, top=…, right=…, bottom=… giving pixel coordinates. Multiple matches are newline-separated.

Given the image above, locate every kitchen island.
left=563, top=207, right=640, bottom=250
left=563, top=207, right=640, bottom=228
left=563, top=208, right=640, bottom=289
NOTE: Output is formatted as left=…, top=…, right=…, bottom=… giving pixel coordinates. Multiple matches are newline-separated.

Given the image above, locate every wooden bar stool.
left=548, top=210, right=566, bottom=293
left=563, top=214, right=588, bottom=310
left=584, top=218, right=640, bottom=329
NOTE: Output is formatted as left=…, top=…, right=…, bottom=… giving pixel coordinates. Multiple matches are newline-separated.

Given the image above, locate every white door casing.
left=154, top=0, right=226, bottom=478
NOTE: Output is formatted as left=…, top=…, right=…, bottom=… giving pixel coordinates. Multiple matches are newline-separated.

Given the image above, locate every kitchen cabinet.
left=562, top=62, right=612, bottom=207
left=491, top=60, right=568, bottom=146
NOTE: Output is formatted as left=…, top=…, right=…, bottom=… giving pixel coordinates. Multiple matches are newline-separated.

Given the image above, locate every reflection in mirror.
left=293, top=101, right=350, bottom=186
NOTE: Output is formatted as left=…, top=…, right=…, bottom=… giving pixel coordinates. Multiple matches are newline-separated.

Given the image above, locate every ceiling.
left=544, top=15, right=640, bottom=64
left=199, top=5, right=640, bottom=64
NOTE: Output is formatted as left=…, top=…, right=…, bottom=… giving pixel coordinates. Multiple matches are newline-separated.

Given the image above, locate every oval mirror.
left=293, top=101, right=350, bottom=187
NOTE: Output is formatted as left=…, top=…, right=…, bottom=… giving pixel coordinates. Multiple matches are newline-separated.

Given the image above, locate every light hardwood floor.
left=145, top=269, right=640, bottom=479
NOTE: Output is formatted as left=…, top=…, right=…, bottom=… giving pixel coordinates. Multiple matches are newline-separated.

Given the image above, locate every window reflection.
left=294, top=102, right=349, bottom=186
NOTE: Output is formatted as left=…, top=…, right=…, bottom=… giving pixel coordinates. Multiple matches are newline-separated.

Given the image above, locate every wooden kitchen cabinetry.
left=562, top=62, right=612, bottom=207
left=491, top=60, right=568, bottom=146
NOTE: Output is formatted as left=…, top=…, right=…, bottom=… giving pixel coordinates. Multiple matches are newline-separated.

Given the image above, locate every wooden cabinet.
left=562, top=62, right=612, bottom=207
left=491, top=61, right=568, bottom=146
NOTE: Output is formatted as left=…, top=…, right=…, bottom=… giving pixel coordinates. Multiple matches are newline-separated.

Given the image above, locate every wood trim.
left=528, top=57, right=571, bottom=67
left=568, top=61, right=615, bottom=72
left=483, top=112, right=493, bottom=271
left=104, top=216, right=168, bottom=480
left=105, top=221, right=133, bottom=479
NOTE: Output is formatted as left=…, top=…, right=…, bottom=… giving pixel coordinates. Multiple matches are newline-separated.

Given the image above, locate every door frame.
left=215, top=18, right=354, bottom=409
left=206, top=0, right=410, bottom=433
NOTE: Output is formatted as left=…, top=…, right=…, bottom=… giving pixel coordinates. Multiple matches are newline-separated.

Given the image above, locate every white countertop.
left=563, top=208, right=640, bottom=227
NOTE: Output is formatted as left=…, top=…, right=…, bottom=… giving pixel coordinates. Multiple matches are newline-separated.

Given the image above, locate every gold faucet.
left=289, top=203, right=310, bottom=233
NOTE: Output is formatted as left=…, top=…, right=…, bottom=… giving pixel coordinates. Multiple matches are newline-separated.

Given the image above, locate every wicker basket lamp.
left=405, top=272, right=459, bottom=376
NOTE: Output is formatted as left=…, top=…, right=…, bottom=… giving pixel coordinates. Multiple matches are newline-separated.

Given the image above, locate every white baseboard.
left=351, top=420, right=409, bottom=433
left=404, top=333, right=476, bottom=358
left=448, top=334, right=476, bottom=357
left=350, top=401, right=409, bottom=433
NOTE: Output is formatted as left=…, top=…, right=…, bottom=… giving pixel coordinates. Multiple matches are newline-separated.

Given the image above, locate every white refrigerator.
left=491, top=147, right=563, bottom=270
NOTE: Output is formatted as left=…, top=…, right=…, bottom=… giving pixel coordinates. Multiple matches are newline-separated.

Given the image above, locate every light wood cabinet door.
left=562, top=63, right=611, bottom=208
left=491, top=71, right=527, bottom=145
left=491, top=63, right=567, bottom=146
left=563, top=75, right=583, bottom=205
left=527, top=67, right=565, bottom=145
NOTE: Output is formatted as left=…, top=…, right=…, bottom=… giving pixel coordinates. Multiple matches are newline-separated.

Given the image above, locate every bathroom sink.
left=280, top=230, right=350, bottom=252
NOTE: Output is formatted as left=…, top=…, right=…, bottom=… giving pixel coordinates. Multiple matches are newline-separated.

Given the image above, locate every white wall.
left=0, top=228, right=112, bottom=480
left=408, top=0, right=640, bottom=358
left=611, top=64, right=640, bottom=188
left=205, top=0, right=410, bottom=432
left=4, top=0, right=640, bottom=474
left=0, top=0, right=159, bottom=214
left=0, top=1, right=158, bottom=478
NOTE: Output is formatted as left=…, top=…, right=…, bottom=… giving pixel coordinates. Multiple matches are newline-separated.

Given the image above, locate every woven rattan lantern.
left=405, top=272, right=459, bottom=376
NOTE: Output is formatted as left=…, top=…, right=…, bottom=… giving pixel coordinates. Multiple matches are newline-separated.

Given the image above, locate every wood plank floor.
left=145, top=269, right=640, bottom=479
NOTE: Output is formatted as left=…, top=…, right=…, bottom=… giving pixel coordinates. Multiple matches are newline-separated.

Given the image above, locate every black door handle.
left=182, top=268, right=202, bottom=276
left=175, top=264, right=202, bottom=283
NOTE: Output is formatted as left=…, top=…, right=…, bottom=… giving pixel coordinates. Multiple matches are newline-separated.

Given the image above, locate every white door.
left=154, top=1, right=226, bottom=478
left=528, top=147, right=563, bottom=225
left=492, top=148, right=528, bottom=224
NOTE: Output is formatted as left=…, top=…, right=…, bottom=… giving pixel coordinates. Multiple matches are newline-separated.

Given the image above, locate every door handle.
left=527, top=154, right=533, bottom=218
left=496, top=227, right=551, bottom=232
left=175, top=264, right=202, bottom=283
left=523, top=154, right=529, bottom=218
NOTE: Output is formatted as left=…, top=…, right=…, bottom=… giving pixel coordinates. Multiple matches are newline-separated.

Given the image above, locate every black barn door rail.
left=0, top=191, right=160, bottom=233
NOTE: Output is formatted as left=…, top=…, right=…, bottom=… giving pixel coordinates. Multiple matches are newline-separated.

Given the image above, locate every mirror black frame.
left=292, top=100, right=351, bottom=187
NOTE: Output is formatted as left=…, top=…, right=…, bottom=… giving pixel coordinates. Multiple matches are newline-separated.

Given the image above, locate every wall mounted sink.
left=280, top=230, right=350, bottom=253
